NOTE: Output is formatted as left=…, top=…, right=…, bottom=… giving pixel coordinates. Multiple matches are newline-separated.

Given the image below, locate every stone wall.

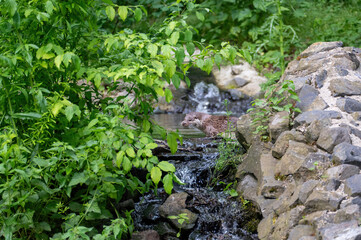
left=236, top=42, right=361, bottom=240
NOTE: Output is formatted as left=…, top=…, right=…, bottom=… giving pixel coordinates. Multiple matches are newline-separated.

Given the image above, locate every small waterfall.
left=191, top=82, right=222, bottom=113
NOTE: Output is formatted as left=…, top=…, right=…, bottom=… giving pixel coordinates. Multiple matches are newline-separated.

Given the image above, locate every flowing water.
left=132, top=82, right=260, bottom=239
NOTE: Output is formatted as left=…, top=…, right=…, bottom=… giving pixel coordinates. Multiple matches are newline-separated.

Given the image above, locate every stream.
left=132, top=82, right=260, bottom=240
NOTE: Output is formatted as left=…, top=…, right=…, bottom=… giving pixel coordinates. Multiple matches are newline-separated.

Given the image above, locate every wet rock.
left=332, top=142, right=361, bottom=167
left=316, top=127, right=351, bottom=153
left=275, top=140, right=317, bottom=176
left=159, top=192, right=198, bottom=230
left=270, top=206, right=305, bottom=240
left=118, top=199, right=135, bottom=210
left=159, top=192, right=188, bottom=217
left=299, top=180, right=319, bottom=204
left=329, top=78, right=361, bottom=97
left=131, top=230, right=160, bottom=240
left=336, top=98, right=361, bottom=113
left=333, top=204, right=361, bottom=223
left=155, top=222, right=178, bottom=237
left=294, top=110, right=342, bottom=127
left=299, top=41, right=343, bottom=58
left=143, top=204, right=161, bottom=221
left=293, top=153, right=331, bottom=181
left=260, top=178, right=285, bottom=199
left=305, top=190, right=345, bottom=211
left=315, top=69, right=328, bottom=88
left=236, top=113, right=256, bottom=149
left=345, top=174, right=361, bottom=197
left=271, top=130, right=306, bottom=159
left=325, top=164, right=360, bottom=180
left=318, top=220, right=361, bottom=240
left=257, top=213, right=275, bottom=240
left=268, top=111, right=290, bottom=141
left=296, top=85, right=328, bottom=112
left=305, top=118, right=331, bottom=143
left=288, top=225, right=315, bottom=240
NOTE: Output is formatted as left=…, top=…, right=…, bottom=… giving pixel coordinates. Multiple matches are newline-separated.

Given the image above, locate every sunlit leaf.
left=106, top=6, right=115, bottom=21
left=163, top=174, right=173, bottom=194
left=158, top=161, right=175, bottom=172
left=151, top=166, right=162, bottom=185
left=118, top=6, right=128, bottom=21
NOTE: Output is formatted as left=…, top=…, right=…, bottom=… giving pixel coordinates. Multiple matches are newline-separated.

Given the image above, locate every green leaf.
left=196, top=11, right=205, bottom=21
left=51, top=101, right=64, bottom=117
left=54, top=54, right=63, bottom=69
left=64, top=105, right=75, bottom=121
left=94, top=73, right=101, bottom=88
left=45, top=1, right=54, bottom=15
left=146, top=143, right=158, bottom=149
left=163, top=174, right=173, bottom=194
left=147, top=44, right=158, bottom=57
left=5, top=0, right=17, bottom=16
left=165, top=88, right=173, bottom=103
left=116, top=151, right=124, bottom=168
left=69, top=172, right=88, bottom=187
left=161, top=45, right=172, bottom=58
left=12, top=112, right=42, bottom=119
left=196, top=59, right=204, bottom=69
left=158, top=161, right=175, bottom=172
left=164, top=60, right=176, bottom=79
left=126, top=147, right=136, bottom=158
left=229, top=46, right=236, bottom=63
left=214, top=54, right=222, bottom=68
left=203, top=58, right=213, bottom=74
left=122, top=156, right=132, bottom=172
left=152, top=60, right=163, bottom=77
left=106, top=6, right=115, bottom=21
left=118, top=6, right=128, bottom=21
left=186, top=42, right=195, bottom=56
left=151, top=166, right=162, bottom=185
left=184, top=29, right=193, bottom=41
left=175, top=49, right=185, bottom=66
left=167, top=132, right=178, bottom=154
left=134, top=8, right=142, bottom=21
left=171, top=74, right=181, bottom=89
left=169, top=32, right=180, bottom=45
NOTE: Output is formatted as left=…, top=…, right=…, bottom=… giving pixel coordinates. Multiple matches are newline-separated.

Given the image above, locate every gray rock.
left=269, top=111, right=290, bottom=141
left=351, top=112, right=361, bottom=121
left=299, top=41, right=343, bottom=58
left=271, top=180, right=300, bottom=215
left=257, top=213, right=275, bottom=240
left=326, top=164, right=360, bottom=180
left=275, top=140, right=317, bottom=176
left=322, top=178, right=341, bottom=191
left=315, top=69, right=327, bottom=88
left=272, top=130, right=306, bottom=159
left=168, top=209, right=198, bottom=230
left=294, top=153, right=331, bottom=181
left=294, top=110, right=342, bottom=127
left=332, top=52, right=360, bottom=70
left=340, top=123, right=361, bottom=140
left=305, top=118, right=331, bottom=143
left=288, top=225, right=315, bottom=240
left=296, top=85, right=328, bottom=112
left=299, top=180, right=319, bottom=204
left=236, top=113, right=256, bottom=149
left=234, top=77, right=249, bottom=87
left=260, top=177, right=285, bottom=199
left=329, top=78, right=361, bottom=97
left=336, top=65, right=349, bottom=76
left=337, top=98, right=361, bottom=113
left=332, top=142, right=361, bottom=167
left=318, top=220, right=361, bottom=240
left=305, top=190, right=345, bottom=211
left=131, top=230, right=160, bottom=240
left=345, top=174, right=361, bottom=197
left=316, top=127, right=351, bottom=153
left=270, top=206, right=305, bottom=240
left=333, top=204, right=361, bottom=223
left=298, top=210, right=329, bottom=228
left=236, top=142, right=275, bottom=183
left=236, top=174, right=258, bottom=204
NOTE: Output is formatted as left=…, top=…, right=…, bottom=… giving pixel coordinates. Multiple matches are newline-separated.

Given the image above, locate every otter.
left=181, top=112, right=238, bottom=137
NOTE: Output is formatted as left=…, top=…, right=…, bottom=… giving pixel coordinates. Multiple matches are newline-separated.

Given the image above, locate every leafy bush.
left=0, top=0, right=239, bottom=238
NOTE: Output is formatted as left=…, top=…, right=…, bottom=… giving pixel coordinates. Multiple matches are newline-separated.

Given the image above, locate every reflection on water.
left=151, top=113, right=206, bottom=138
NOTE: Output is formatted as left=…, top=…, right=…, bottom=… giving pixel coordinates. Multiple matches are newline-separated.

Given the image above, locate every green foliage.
left=0, top=0, right=240, bottom=239
left=248, top=80, right=301, bottom=140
